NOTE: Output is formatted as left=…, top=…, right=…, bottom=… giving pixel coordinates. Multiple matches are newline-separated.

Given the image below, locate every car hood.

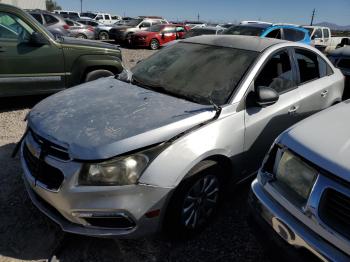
left=280, top=101, right=350, bottom=182
left=60, top=37, right=119, bottom=50
left=28, top=77, right=216, bottom=160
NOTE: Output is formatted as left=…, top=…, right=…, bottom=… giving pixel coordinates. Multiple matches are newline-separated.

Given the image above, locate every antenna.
left=310, top=8, right=316, bottom=26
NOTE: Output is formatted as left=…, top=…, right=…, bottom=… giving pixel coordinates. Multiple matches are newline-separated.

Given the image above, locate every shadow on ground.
left=0, top=142, right=270, bottom=262
left=0, top=95, right=49, bottom=112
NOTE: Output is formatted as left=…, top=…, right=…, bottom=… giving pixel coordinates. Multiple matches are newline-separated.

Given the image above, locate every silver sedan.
left=20, top=35, right=344, bottom=238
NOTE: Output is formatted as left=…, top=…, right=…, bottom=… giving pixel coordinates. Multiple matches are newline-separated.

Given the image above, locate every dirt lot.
left=0, top=48, right=271, bottom=262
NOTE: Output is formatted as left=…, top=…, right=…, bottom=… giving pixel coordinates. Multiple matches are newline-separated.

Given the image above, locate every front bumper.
left=249, top=179, right=349, bottom=261
left=109, top=30, right=128, bottom=41
left=20, top=137, right=173, bottom=238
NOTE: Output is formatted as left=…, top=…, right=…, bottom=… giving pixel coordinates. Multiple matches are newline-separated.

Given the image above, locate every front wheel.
left=149, top=39, right=160, bottom=50
left=84, top=69, right=114, bottom=82
left=98, top=31, right=109, bottom=40
left=164, top=161, right=222, bottom=238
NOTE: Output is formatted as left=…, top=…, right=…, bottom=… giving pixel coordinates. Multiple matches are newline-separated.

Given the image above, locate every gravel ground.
left=0, top=48, right=271, bottom=262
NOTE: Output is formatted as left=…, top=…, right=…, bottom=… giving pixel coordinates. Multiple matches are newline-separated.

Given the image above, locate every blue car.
left=224, top=23, right=311, bottom=45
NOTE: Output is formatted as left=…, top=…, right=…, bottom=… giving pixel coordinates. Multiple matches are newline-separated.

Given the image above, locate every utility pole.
left=80, top=0, right=83, bottom=13
left=310, top=8, right=316, bottom=26
left=197, top=13, right=200, bottom=22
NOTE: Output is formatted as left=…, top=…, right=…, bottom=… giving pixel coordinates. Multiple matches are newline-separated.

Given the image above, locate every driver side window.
left=255, top=50, right=296, bottom=94
left=0, top=12, right=34, bottom=42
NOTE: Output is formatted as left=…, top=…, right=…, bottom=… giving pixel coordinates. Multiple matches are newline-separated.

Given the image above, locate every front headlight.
left=79, top=144, right=166, bottom=186
left=272, top=149, right=318, bottom=206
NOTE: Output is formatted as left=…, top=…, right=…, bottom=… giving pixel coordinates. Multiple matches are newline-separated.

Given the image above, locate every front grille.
left=319, top=188, right=350, bottom=240
left=30, top=130, right=70, bottom=161
left=23, top=144, right=64, bottom=191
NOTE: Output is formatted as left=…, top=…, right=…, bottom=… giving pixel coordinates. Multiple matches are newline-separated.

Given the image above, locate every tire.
left=164, top=160, right=223, bottom=238
left=149, top=39, right=160, bottom=50
left=124, top=33, right=133, bottom=46
left=84, top=69, right=115, bottom=82
left=98, top=31, right=109, bottom=40
left=76, top=33, right=87, bottom=39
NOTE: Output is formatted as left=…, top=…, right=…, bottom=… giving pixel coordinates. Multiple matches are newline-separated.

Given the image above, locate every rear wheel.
left=84, top=69, right=114, bottom=82
left=164, top=161, right=223, bottom=238
left=76, top=33, right=87, bottom=39
left=98, top=31, right=109, bottom=40
left=150, top=39, right=160, bottom=50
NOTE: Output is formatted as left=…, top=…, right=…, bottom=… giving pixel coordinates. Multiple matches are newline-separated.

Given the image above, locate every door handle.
left=321, top=90, right=328, bottom=97
left=288, top=105, right=298, bottom=114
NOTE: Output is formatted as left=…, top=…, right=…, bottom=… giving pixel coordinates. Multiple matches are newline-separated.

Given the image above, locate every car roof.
left=329, top=46, right=350, bottom=57
left=181, top=35, right=288, bottom=52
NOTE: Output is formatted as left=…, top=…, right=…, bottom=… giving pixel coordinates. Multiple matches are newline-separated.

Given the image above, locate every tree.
left=46, top=0, right=62, bottom=11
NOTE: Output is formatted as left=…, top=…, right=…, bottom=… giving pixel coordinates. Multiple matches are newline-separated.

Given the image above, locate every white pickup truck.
left=80, top=12, right=121, bottom=25
left=302, top=25, right=350, bottom=53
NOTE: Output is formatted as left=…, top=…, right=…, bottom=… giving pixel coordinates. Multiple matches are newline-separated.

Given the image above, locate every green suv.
left=0, top=4, right=123, bottom=97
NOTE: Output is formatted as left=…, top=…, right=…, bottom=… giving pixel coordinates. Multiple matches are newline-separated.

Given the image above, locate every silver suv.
left=109, top=17, right=168, bottom=43
left=250, top=101, right=350, bottom=261
left=20, top=36, right=344, bottom=238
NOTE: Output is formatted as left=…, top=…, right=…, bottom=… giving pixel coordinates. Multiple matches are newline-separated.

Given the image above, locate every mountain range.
left=314, top=22, right=350, bottom=31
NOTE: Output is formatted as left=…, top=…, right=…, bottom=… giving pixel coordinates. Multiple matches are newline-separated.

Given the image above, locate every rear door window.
left=283, top=28, right=305, bottom=42
left=255, top=50, right=296, bottom=94
left=295, top=49, right=320, bottom=84
left=323, top=29, right=330, bottom=39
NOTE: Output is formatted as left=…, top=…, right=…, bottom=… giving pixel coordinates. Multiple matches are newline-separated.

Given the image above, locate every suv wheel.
left=84, top=69, right=114, bottom=82
left=99, top=31, right=109, bottom=40
left=150, top=39, right=160, bottom=50
left=164, top=161, right=223, bottom=238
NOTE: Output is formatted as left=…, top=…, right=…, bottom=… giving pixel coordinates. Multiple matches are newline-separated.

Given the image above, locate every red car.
left=131, top=24, right=190, bottom=50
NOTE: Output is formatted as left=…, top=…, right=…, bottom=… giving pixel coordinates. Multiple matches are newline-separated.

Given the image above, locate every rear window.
left=283, top=28, right=305, bottom=42
left=65, top=20, right=74, bottom=26
left=31, top=13, right=43, bottom=24
left=224, top=25, right=266, bottom=36
left=43, top=14, right=59, bottom=25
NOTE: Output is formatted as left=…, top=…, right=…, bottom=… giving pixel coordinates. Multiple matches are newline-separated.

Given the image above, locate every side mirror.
left=255, top=86, right=279, bottom=106
left=29, top=32, right=50, bottom=46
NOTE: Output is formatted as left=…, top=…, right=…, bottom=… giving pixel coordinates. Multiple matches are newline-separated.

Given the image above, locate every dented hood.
left=28, top=77, right=216, bottom=160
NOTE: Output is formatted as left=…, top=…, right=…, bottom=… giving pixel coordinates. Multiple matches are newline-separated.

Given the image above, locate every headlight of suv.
left=79, top=144, right=166, bottom=186
left=272, top=149, right=318, bottom=206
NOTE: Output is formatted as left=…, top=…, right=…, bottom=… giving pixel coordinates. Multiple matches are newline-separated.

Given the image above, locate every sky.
left=56, top=0, right=350, bottom=26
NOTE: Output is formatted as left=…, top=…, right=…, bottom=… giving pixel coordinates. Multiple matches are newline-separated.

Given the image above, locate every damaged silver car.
left=20, top=35, right=344, bottom=238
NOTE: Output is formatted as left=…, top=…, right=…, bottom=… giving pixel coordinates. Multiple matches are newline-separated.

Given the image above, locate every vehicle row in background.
left=54, top=10, right=121, bottom=24
left=0, top=3, right=123, bottom=97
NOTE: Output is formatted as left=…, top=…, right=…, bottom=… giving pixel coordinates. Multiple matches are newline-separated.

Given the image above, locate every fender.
left=67, top=54, right=123, bottom=86
left=139, top=106, right=246, bottom=188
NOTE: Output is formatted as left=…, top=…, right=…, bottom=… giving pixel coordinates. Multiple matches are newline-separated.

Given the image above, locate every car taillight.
left=63, top=24, right=70, bottom=30
left=88, top=26, right=94, bottom=32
